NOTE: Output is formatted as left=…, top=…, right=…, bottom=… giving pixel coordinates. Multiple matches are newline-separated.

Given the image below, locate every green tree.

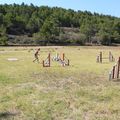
left=40, top=16, right=59, bottom=42
left=0, top=26, right=8, bottom=45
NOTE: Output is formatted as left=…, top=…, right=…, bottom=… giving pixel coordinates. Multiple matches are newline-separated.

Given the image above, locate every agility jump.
left=43, top=53, right=70, bottom=67
left=109, top=57, right=120, bottom=80
left=52, top=53, right=69, bottom=66
left=97, top=51, right=115, bottom=63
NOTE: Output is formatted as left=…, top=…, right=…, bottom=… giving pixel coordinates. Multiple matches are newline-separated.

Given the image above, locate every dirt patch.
left=7, top=58, right=18, bottom=61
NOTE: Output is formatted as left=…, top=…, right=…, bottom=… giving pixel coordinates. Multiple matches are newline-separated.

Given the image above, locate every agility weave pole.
left=109, top=57, right=120, bottom=80
left=43, top=53, right=51, bottom=67
left=97, top=51, right=114, bottom=63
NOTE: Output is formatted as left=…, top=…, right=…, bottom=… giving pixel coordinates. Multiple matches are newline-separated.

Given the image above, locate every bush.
left=0, top=36, right=8, bottom=45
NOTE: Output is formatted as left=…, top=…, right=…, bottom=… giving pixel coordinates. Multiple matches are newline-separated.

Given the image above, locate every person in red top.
left=33, top=48, right=40, bottom=63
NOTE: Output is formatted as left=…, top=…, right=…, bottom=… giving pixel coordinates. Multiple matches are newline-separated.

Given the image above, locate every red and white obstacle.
left=43, top=53, right=69, bottom=67
left=109, top=57, right=120, bottom=80
left=43, top=53, right=51, bottom=67
left=59, top=53, right=70, bottom=66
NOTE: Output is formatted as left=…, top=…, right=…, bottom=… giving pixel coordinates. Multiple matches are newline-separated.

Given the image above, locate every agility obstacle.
left=43, top=53, right=50, bottom=67
left=60, top=53, right=69, bottom=66
left=97, top=51, right=115, bottom=63
left=43, top=53, right=69, bottom=67
left=52, top=53, right=60, bottom=61
left=52, top=53, right=69, bottom=66
left=109, top=57, right=120, bottom=80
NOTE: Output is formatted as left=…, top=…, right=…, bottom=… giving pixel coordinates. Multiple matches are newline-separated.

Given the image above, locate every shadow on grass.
left=112, top=79, right=120, bottom=82
left=98, top=62, right=111, bottom=64
left=0, top=111, right=19, bottom=119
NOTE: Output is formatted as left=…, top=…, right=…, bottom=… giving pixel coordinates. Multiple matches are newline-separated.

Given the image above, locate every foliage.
left=0, top=26, right=8, bottom=45
left=40, top=16, right=59, bottom=41
left=0, top=3, right=120, bottom=45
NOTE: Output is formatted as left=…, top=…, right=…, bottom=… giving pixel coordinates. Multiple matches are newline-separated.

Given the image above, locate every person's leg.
left=36, top=56, right=39, bottom=63
left=33, top=58, right=36, bottom=62
left=33, top=59, right=36, bottom=62
left=33, top=55, right=37, bottom=62
left=37, top=59, right=39, bottom=63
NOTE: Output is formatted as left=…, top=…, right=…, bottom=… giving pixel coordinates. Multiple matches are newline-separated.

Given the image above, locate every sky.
left=0, top=0, right=120, bottom=17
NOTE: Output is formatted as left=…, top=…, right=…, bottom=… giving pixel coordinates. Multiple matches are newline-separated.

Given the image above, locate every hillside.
left=0, top=3, right=120, bottom=45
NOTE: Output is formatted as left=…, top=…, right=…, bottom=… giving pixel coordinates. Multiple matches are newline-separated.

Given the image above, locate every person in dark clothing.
left=33, top=48, right=40, bottom=63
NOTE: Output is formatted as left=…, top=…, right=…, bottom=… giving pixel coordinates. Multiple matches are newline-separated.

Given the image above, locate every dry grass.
left=0, top=46, right=120, bottom=120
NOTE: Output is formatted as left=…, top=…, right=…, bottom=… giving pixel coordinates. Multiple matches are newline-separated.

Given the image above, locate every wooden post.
left=112, top=66, right=115, bottom=79
left=62, top=53, right=65, bottom=61
left=43, top=60, right=45, bottom=67
left=100, top=52, right=102, bottom=63
left=117, top=57, right=120, bottom=78
left=112, top=56, right=114, bottom=62
left=109, top=51, right=111, bottom=62
left=48, top=53, right=50, bottom=67
left=68, top=59, right=70, bottom=66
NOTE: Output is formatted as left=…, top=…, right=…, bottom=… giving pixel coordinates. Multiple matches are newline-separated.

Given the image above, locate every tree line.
left=0, top=3, right=120, bottom=45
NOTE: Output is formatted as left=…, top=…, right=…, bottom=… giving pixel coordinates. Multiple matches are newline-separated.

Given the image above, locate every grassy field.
left=0, top=46, right=120, bottom=120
